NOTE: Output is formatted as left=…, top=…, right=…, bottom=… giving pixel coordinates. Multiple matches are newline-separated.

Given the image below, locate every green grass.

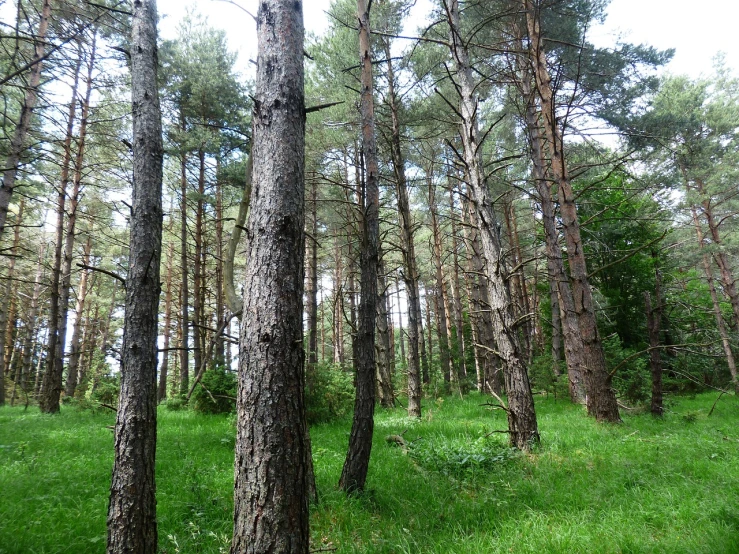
left=1, top=393, right=738, bottom=553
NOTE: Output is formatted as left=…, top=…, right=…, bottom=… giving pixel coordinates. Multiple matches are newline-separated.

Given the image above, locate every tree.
left=106, top=0, right=164, bottom=551
left=339, top=0, right=381, bottom=494
left=230, top=1, right=309, bottom=552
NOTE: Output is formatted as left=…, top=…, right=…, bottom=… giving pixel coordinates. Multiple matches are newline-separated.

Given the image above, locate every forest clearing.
left=2, top=0, right=739, bottom=551
left=2, top=393, right=738, bottom=554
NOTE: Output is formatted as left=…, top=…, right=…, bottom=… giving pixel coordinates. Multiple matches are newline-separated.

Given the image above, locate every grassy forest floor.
left=1, top=392, right=738, bottom=553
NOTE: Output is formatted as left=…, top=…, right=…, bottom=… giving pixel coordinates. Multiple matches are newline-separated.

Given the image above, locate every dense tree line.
left=1, top=0, right=738, bottom=551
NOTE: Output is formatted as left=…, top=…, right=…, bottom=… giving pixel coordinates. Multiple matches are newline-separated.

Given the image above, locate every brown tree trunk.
left=215, top=159, right=226, bottom=366
left=428, top=172, right=452, bottom=385
left=56, top=34, right=96, bottom=402
left=0, top=0, right=51, bottom=240
left=106, top=0, right=164, bottom=550
left=193, top=148, right=206, bottom=378
left=19, top=243, right=47, bottom=395
left=449, top=187, right=467, bottom=380
left=382, top=42, right=421, bottom=417
left=306, top=175, right=319, bottom=367
left=376, top=254, right=395, bottom=408
left=179, top=148, right=190, bottom=397
left=158, top=240, right=175, bottom=402
left=231, top=2, right=309, bottom=551
left=446, top=0, right=538, bottom=448
left=339, top=0, right=380, bottom=494
left=0, top=200, right=24, bottom=405
left=64, top=235, right=93, bottom=398
left=644, top=290, right=663, bottom=416
left=522, top=2, right=619, bottom=421
left=40, top=50, right=83, bottom=414
left=692, top=208, right=739, bottom=392
left=332, top=230, right=345, bottom=366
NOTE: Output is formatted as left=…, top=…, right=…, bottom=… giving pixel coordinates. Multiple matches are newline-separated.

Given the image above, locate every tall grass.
left=1, top=392, right=738, bottom=553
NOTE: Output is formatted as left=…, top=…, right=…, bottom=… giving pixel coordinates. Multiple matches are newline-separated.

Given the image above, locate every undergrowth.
left=1, top=392, right=738, bottom=553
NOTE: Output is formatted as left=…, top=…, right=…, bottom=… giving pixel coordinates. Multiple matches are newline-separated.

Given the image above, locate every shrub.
left=191, top=366, right=237, bottom=414
left=305, top=363, right=354, bottom=424
left=165, top=397, right=186, bottom=411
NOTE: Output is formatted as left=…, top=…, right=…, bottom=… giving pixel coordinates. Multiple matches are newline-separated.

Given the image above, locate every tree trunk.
left=193, top=148, right=206, bottom=379
left=231, top=2, right=309, bottom=551
left=215, top=159, right=226, bottom=366
left=522, top=2, right=619, bottom=421
left=428, top=172, right=452, bottom=386
left=382, top=41, right=421, bottom=417
left=376, top=254, right=395, bottom=408
left=158, top=240, right=175, bottom=402
left=339, top=0, right=380, bottom=493
left=64, top=235, right=93, bottom=398
left=0, top=0, right=51, bottom=240
left=446, top=0, right=538, bottom=449
left=692, top=208, right=739, bottom=393
left=306, top=175, right=319, bottom=367
left=644, top=290, right=663, bottom=416
left=20, top=242, right=47, bottom=395
left=40, top=50, right=83, bottom=414
left=106, top=1, right=164, bottom=551
left=449, top=187, right=467, bottom=380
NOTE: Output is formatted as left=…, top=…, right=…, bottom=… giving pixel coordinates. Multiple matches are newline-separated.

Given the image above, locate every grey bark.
left=230, top=1, right=309, bottom=552
left=106, top=1, right=164, bottom=551
left=445, top=0, right=539, bottom=449
left=64, top=235, right=93, bottom=398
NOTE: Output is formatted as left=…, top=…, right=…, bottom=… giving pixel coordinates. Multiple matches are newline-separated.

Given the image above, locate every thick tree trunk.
left=447, top=0, right=538, bottom=448
left=106, top=1, right=164, bottom=551
left=40, top=52, right=82, bottom=414
left=158, top=240, right=175, bottom=402
left=522, top=2, right=619, bottom=421
left=0, top=0, right=51, bottom=240
left=339, top=0, right=379, bottom=493
left=231, top=2, right=309, bottom=551
left=64, top=235, right=93, bottom=398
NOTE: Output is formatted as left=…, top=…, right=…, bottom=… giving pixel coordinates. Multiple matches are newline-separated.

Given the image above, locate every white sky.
left=156, top=0, right=739, bottom=79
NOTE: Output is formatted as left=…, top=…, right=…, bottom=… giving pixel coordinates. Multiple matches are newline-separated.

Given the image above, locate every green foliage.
left=410, top=434, right=519, bottom=480
left=305, top=363, right=355, bottom=424
left=88, top=375, right=120, bottom=407
left=190, top=367, right=236, bottom=415
left=603, top=334, right=650, bottom=404
left=165, top=397, right=187, bottom=412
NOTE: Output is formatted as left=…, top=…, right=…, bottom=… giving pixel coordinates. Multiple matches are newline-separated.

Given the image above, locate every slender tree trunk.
left=20, top=242, right=47, bottom=394
left=376, top=254, right=394, bottom=408
left=56, top=35, right=96, bottom=402
left=692, top=208, right=739, bottom=392
left=158, top=240, right=175, bottom=402
left=339, top=0, right=380, bottom=493
left=449, top=187, right=467, bottom=379
left=306, top=175, right=319, bottom=367
left=394, top=279, right=406, bottom=368
left=231, top=2, right=309, bottom=551
left=40, top=51, right=83, bottom=414
left=215, top=159, right=226, bottom=366
left=64, top=235, right=92, bottom=398
left=193, top=148, right=206, bottom=378
left=447, top=0, right=538, bottom=448
left=522, top=3, right=618, bottom=420
left=382, top=42, right=421, bottom=416
left=428, top=173, right=452, bottom=385
left=0, top=0, right=51, bottom=240
left=333, top=230, right=345, bottom=366
left=518, top=69, right=584, bottom=401
left=0, top=199, right=25, bottom=405
left=107, top=1, right=164, bottom=550
left=644, top=289, right=663, bottom=416
left=179, top=148, right=190, bottom=397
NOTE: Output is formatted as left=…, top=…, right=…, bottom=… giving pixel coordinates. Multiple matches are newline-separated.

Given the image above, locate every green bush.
left=191, top=366, right=237, bottom=414
left=305, top=363, right=354, bottom=424
left=89, top=375, right=120, bottom=407
left=165, top=397, right=186, bottom=411
left=409, top=435, right=519, bottom=480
